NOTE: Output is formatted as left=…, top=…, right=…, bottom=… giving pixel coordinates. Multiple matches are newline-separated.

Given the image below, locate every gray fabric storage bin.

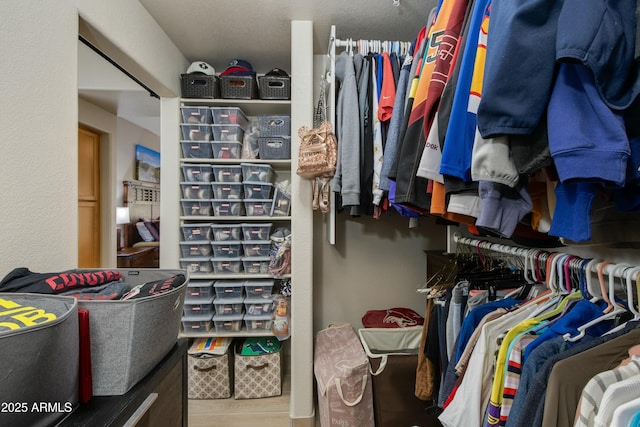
left=0, top=293, right=79, bottom=427
left=77, top=268, right=188, bottom=396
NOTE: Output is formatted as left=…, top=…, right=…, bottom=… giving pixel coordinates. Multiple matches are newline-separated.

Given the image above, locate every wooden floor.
left=188, top=375, right=308, bottom=427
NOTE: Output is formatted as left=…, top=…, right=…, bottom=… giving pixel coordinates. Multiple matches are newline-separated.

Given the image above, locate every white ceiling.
left=78, top=0, right=436, bottom=135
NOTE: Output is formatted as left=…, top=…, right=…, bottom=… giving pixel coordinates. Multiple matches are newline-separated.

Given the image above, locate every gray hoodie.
left=331, top=51, right=361, bottom=207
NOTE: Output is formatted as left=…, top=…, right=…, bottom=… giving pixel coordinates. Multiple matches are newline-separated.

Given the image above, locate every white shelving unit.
left=160, top=21, right=314, bottom=424
left=178, top=97, right=293, bottom=339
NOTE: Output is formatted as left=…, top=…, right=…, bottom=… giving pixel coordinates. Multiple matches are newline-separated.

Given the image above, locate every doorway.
left=78, top=125, right=102, bottom=268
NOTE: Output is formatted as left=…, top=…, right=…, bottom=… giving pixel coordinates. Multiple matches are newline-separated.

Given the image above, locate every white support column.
left=159, top=97, right=181, bottom=269
left=289, top=20, right=315, bottom=427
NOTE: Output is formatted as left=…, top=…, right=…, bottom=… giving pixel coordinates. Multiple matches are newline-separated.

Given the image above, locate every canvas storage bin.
left=0, top=293, right=79, bottom=427
left=358, top=326, right=427, bottom=427
left=314, top=323, right=375, bottom=427
left=234, top=338, right=282, bottom=399
left=188, top=351, right=233, bottom=399
left=78, top=268, right=187, bottom=395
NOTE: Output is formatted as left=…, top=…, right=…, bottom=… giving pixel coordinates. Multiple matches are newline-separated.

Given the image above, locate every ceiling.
left=78, top=0, right=435, bottom=136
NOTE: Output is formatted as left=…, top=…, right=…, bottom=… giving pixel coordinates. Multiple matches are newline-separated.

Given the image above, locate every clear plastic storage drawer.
left=211, top=164, right=243, bottom=182
left=240, top=163, right=273, bottom=183
left=213, top=297, right=244, bottom=316
left=211, top=240, right=243, bottom=258
left=180, top=256, right=214, bottom=274
left=185, top=280, right=215, bottom=301
left=214, top=280, right=244, bottom=299
left=211, top=224, right=243, bottom=241
left=180, top=240, right=213, bottom=257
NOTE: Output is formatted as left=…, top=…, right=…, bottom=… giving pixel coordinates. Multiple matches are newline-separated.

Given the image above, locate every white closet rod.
left=452, top=232, right=640, bottom=281
left=335, top=38, right=356, bottom=48
left=330, top=36, right=410, bottom=56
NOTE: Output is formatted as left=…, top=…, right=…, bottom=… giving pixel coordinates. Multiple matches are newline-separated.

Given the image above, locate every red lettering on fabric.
left=44, top=271, right=122, bottom=292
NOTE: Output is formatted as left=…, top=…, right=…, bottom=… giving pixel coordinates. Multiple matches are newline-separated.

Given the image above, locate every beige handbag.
left=296, top=121, right=338, bottom=179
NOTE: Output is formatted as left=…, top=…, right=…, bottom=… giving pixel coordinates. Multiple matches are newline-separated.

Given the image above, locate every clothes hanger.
left=605, top=266, right=640, bottom=334
left=522, top=249, right=536, bottom=285
left=562, top=255, right=578, bottom=293
left=564, top=263, right=629, bottom=342
left=577, top=258, right=592, bottom=299
left=598, top=260, right=615, bottom=311
left=535, top=251, right=548, bottom=285
left=584, top=258, right=604, bottom=301
left=534, top=254, right=583, bottom=322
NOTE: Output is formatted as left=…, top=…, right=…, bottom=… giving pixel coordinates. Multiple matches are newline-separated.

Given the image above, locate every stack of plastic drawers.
left=212, top=280, right=244, bottom=333
left=179, top=223, right=214, bottom=274
left=182, top=280, right=215, bottom=333
left=211, top=279, right=277, bottom=334
left=210, top=107, right=249, bottom=159
left=242, top=279, right=276, bottom=333
left=257, top=114, right=291, bottom=159
left=179, top=106, right=249, bottom=160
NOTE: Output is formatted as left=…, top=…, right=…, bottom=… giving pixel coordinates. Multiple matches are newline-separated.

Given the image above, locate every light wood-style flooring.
left=188, top=375, right=307, bottom=427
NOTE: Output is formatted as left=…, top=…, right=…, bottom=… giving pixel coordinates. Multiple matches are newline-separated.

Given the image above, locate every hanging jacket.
left=394, top=0, right=469, bottom=210
left=331, top=51, right=361, bottom=207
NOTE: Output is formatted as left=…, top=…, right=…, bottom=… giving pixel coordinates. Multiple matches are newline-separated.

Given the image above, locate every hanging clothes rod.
left=452, top=232, right=640, bottom=281
left=330, top=35, right=411, bottom=56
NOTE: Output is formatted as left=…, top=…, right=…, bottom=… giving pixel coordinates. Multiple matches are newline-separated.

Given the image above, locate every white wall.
left=0, top=2, right=79, bottom=275
left=115, top=118, right=161, bottom=205
left=0, top=0, right=185, bottom=277
left=313, top=212, right=446, bottom=330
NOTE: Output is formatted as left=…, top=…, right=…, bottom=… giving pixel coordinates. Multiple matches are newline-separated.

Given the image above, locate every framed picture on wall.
left=135, top=144, right=160, bottom=183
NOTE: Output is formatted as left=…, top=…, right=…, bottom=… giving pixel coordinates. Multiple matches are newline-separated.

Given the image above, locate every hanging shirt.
left=499, top=333, right=537, bottom=426
left=523, top=299, right=612, bottom=362
left=379, top=36, right=420, bottom=191
left=331, top=51, right=361, bottom=207
left=575, top=357, right=640, bottom=427
left=610, top=396, right=640, bottom=427
left=378, top=51, right=396, bottom=122
left=439, top=302, right=540, bottom=427
left=485, top=318, right=541, bottom=427
left=372, top=54, right=385, bottom=207
left=594, top=373, right=640, bottom=427
left=455, top=297, right=521, bottom=365
left=393, top=0, right=467, bottom=210
left=439, top=0, right=491, bottom=182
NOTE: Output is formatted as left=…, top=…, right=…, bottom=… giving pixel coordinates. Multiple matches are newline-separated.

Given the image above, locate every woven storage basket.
left=220, top=75, right=259, bottom=99
left=258, top=136, right=291, bottom=159
left=258, top=75, right=291, bottom=100
left=258, top=115, right=291, bottom=137
left=181, top=74, right=220, bottom=99
left=188, top=352, right=233, bottom=399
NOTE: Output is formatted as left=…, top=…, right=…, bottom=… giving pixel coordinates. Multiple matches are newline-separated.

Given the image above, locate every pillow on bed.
left=136, top=221, right=155, bottom=242
left=144, top=221, right=160, bottom=241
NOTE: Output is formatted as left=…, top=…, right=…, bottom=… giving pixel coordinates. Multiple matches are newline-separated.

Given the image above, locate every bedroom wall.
left=78, top=98, right=160, bottom=266
left=115, top=118, right=160, bottom=206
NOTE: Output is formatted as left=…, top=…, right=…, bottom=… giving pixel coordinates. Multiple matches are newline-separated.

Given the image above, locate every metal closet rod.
left=333, top=37, right=410, bottom=50
left=452, top=232, right=640, bottom=281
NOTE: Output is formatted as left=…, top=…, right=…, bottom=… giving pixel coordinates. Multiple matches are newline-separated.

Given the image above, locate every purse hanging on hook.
left=296, top=76, right=338, bottom=212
